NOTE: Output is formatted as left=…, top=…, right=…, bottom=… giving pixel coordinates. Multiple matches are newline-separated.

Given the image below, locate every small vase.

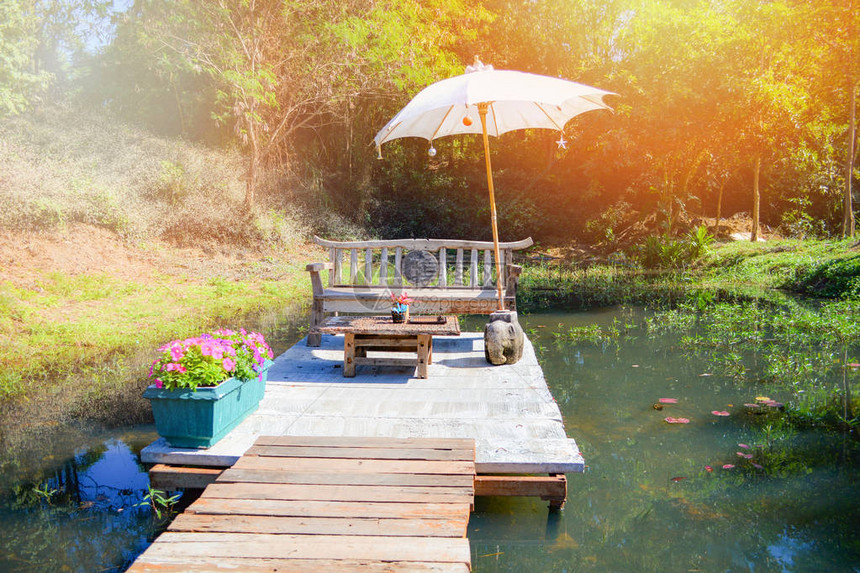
left=391, top=305, right=409, bottom=323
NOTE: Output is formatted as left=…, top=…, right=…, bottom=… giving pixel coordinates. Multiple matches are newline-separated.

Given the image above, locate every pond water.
left=1, top=306, right=858, bottom=572
left=468, top=308, right=860, bottom=573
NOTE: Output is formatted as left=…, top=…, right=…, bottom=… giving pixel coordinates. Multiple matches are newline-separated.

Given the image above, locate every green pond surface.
left=0, top=307, right=858, bottom=572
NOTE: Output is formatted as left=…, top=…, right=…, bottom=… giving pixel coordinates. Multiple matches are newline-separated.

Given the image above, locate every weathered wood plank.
left=380, top=247, right=389, bottom=285
left=149, top=465, right=222, bottom=490
left=313, top=236, right=533, bottom=250
left=394, top=247, right=403, bottom=285
left=200, top=482, right=473, bottom=504
left=350, top=248, right=359, bottom=284
left=215, top=469, right=474, bottom=488
left=253, top=435, right=475, bottom=450
left=474, top=474, right=567, bottom=501
left=130, top=557, right=471, bottom=573
left=352, top=338, right=418, bottom=349
left=186, top=498, right=470, bottom=520
left=168, top=513, right=468, bottom=538
left=353, top=356, right=417, bottom=369
left=228, top=456, right=475, bottom=475
left=138, top=532, right=472, bottom=563
left=470, top=248, right=478, bottom=287
left=245, top=445, right=474, bottom=461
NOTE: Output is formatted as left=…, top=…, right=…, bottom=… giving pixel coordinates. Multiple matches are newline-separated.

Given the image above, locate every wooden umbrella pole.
left=478, top=102, right=505, bottom=311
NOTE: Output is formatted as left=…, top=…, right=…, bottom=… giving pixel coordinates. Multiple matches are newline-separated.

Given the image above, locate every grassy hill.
left=0, top=106, right=367, bottom=437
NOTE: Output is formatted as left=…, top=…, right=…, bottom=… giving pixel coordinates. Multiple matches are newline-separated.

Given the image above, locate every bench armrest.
left=505, top=264, right=523, bottom=294
left=306, top=262, right=334, bottom=296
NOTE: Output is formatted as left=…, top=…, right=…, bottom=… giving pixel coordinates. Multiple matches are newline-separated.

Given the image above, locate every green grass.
left=519, top=238, right=860, bottom=311
left=697, top=239, right=860, bottom=296
left=0, top=267, right=310, bottom=401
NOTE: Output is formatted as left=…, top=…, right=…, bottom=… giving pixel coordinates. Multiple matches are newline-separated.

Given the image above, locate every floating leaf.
left=698, top=373, right=713, bottom=377
left=722, top=464, right=735, bottom=469
left=755, top=396, right=771, bottom=402
left=665, top=417, right=690, bottom=424
left=711, top=410, right=730, bottom=416
left=671, top=476, right=687, bottom=482
left=764, top=401, right=783, bottom=408
left=751, top=463, right=764, bottom=469
left=659, top=398, right=679, bottom=404
left=744, top=403, right=760, bottom=408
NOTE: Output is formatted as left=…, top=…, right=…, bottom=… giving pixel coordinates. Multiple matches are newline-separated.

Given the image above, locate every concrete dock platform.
left=141, top=332, right=583, bottom=475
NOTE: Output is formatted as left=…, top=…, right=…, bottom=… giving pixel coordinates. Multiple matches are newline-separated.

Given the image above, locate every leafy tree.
left=0, top=1, right=49, bottom=115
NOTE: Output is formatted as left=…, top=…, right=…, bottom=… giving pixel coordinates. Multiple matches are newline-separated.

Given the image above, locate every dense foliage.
left=1, top=0, right=857, bottom=243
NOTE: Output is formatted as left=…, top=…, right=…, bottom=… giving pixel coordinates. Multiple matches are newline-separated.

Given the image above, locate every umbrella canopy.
left=374, top=69, right=614, bottom=147
left=374, top=61, right=615, bottom=310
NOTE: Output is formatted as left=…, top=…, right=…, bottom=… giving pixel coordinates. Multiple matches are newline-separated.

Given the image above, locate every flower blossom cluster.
left=390, top=292, right=412, bottom=312
left=150, top=328, right=273, bottom=391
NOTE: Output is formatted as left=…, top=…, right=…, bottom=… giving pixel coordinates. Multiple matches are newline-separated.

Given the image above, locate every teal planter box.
left=144, top=360, right=273, bottom=448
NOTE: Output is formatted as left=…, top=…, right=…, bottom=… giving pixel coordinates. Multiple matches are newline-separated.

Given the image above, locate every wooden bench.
left=306, top=236, right=533, bottom=346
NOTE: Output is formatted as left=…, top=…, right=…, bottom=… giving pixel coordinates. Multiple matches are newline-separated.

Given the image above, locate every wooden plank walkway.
left=130, top=436, right=475, bottom=572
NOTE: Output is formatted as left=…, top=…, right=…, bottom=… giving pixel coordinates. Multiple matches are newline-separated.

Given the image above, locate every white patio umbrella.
left=374, top=59, right=615, bottom=310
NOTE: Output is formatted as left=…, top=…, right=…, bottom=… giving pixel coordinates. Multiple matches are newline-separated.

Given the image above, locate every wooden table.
left=312, top=316, right=460, bottom=378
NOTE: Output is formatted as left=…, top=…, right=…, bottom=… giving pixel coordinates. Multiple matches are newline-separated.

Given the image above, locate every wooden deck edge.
left=151, top=465, right=567, bottom=508
left=149, top=464, right=224, bottom=490
left=474, top=474, right=567, bottom=509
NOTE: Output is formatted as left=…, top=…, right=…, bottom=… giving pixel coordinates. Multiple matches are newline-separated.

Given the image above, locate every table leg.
left=416, top=334, right=431, bottom=378
left=344, top=333, right=356, bottom=377
left=428, top=336, right=434, bottom=365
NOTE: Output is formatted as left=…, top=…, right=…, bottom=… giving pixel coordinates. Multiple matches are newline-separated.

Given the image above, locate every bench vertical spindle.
left=350, top=249, right=358, bottom=284
left=394, top=247, right=403, bottom=286
left=380, top=247, right=389, bottom=286
left=365, top=247, right=373, bottom=285
left=470, top=249, right=479, bottom=287
left=483, top=249, right=493, bottom=288
left=438, top=248, right=447, bottom=288
left=454, top=248, right=464, bottom=286
left=333, top=249, right=342, bottom=285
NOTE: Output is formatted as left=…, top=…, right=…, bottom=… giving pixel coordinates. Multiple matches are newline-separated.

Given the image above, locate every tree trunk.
left=245, top=122, right=258, bottom=209
left=751, top=156, right=761, bottom=242
left=715, top=177, right=726, bottom=233
left=844, top=78, right=856, bottom=238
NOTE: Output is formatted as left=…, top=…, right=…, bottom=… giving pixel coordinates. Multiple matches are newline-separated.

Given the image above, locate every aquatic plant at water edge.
left=149, top=329, right=273, bottom=391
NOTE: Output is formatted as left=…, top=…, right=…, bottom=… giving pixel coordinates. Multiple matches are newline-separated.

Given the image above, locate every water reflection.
left=0, top=428, right=167, bottom=572
left=467, top=308, right=860, bottom=573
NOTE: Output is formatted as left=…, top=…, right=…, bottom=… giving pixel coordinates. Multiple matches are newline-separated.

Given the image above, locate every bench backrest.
left=314, top=236, right=533, bottom=290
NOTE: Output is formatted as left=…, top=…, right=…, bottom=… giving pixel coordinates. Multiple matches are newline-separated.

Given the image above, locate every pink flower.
left=222, top=358, right=235, bottom=372
left=170, top=345, right=184, bottom=361
left=658, top=398, right=678, bottom=404
left=164, top=363, right=186, bottom=373
left=722, top=464, right=735, bottom=470
left=737, top=452, right=753, bottom=459
left=155, top=379, right=163, bottom=389
left=711, top=410, right=730, bottom=417
left=738, top=443, right=750, bottom=449
left=664, top=417, right=690, bottom=424
left=705, top=466, right=713, bottom=472
left=200, top=340, right=224, bottom=359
